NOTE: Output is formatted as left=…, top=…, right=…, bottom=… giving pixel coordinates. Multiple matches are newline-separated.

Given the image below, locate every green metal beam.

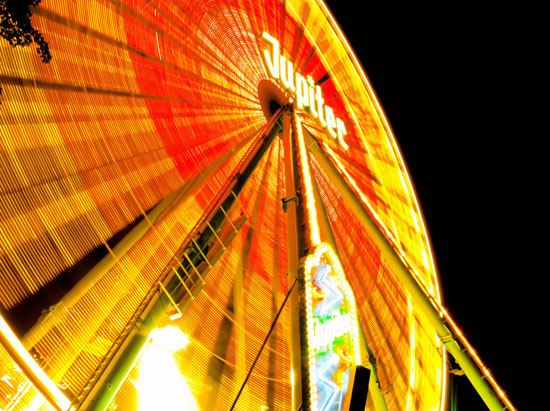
left=0, top=315, right=70, bottom=411
left=267, top=146, right=284, bottom=411
left=281, top=108, right=304, bottom=411
left=199, top=141, right=277, bottom=410
left=21, top=129, right=257, bottom=353
left=359, top=330, right=390, bottom=411
left=80, top=111, right=283, bottom=411
left=304, top=129, right=507, bottom=411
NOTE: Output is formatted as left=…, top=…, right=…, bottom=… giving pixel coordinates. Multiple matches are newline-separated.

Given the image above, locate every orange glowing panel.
left=0, top=0, right=448, bottom=410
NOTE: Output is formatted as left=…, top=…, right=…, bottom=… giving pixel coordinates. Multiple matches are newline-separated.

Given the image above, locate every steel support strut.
left=0, top=315, right=70, bottom=411
left=81, top=109, right=284, bottom=410
left=307, top=152, right=389, bottom=411
left=304, top=129, right=509, bottom=411
left=21, top=131, right=257, bottom=354
left=281, top=107, right=304, bottom=410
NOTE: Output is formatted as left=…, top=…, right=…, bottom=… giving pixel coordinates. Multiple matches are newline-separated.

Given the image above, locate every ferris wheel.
left=0, top=1, right=514, bottom=410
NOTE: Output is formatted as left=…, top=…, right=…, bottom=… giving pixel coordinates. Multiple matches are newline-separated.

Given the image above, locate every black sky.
left=323, top=2, right=529, bottom=409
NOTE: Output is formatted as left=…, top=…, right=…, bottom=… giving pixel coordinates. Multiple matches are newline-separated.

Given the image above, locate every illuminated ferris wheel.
left=0, top=1, right=514, bottom=410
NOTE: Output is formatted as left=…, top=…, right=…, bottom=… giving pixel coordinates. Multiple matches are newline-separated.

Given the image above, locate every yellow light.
left=438, top=308, right=517, bottom=411
left=303, top=252, right=319, bottom=410
left=438, top=340, right=448, bottom=411
left=338, top=352, right=353, bottom=363
left=318, top=142, right=517, bottom=409
left=323, top=142, right=437, bottom=298
left=0, top=314, right=71, bottom=411
left=168, top=312, right=183, bottom=321
left=319, top=132, right=517, bottom=411
left=314, top=0, right=445, bottom=303
left=148, top=325, right=190, bottom=352
left=295, top=113, right=321, bottom=246
left=312, top=287, right=327, bottom=298
left=137, top=326, right=196, bottom=411
left=406, top=299, right=417, bottom=411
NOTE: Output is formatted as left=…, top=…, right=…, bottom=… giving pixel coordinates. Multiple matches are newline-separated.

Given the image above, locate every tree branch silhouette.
left=1, top=0, right=51, bottom=63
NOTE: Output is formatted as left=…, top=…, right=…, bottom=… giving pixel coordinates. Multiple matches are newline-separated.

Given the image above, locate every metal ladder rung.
left=183, top=251, right=206, bottom=284
left=192, top=238, right=212, bottom=267
left=171, top=266, right=194, bottom=300
left=206, top=221, right=226, bottom=250
left=175, top=258, right=195, bottom=285
left=219, top=204, right=238, bottom=233
left=158, top=281, right=182, bottom=319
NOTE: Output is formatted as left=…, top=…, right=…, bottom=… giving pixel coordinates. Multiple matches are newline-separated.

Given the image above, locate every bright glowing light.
left=312, top=263, right=344, bottom=317
left=438, top=308, right=517, bottom=411
left=168, top=312, right=183, bottom=321
left=303, top=243, right=361, bottom=411
left=439, top=346, right=447, bottom=411
left=319, top=143, right=516, bottom=410
left=406, top=299, right=417, bottom=411
left=316, top=352, right=340, bottom=411
left=312, top=315, right=351, bottom=352
left=262, top=33, right=349, bottom=149
left=149, top=325, right=190, bottom=352
left=323, top=143, right=437, bottom=298
left=295, top=114, right=321, bottom=246
left=0, top=315, right=71, bottom=411
left=137, top=326, right=196, bottom=411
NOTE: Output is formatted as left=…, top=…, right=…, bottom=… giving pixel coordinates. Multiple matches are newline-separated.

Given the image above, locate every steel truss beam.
left=79, top=109, right=284, bottom=410
left=307, top=146, right=389, bottom=411
left=304, top=128, right=509, bottom=411
left=281, top=107, right=305, bottom=411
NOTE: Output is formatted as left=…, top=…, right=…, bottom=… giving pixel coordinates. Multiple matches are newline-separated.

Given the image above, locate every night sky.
left=324, top=2, right=529, bottom=410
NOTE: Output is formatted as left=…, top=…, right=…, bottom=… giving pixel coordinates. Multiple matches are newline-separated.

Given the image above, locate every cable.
left=229, top=276, right=298, bottom=411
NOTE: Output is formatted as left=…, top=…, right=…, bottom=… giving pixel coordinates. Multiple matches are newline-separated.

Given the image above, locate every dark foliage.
left=0, top=0, right=51, bottom=63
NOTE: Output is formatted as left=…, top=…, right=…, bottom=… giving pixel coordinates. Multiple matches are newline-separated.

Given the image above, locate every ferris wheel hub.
left=258, top=79, right=289, bottom=120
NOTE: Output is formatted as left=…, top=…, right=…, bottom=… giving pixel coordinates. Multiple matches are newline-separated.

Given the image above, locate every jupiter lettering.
left=261, top=32, right=349, bottom=150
